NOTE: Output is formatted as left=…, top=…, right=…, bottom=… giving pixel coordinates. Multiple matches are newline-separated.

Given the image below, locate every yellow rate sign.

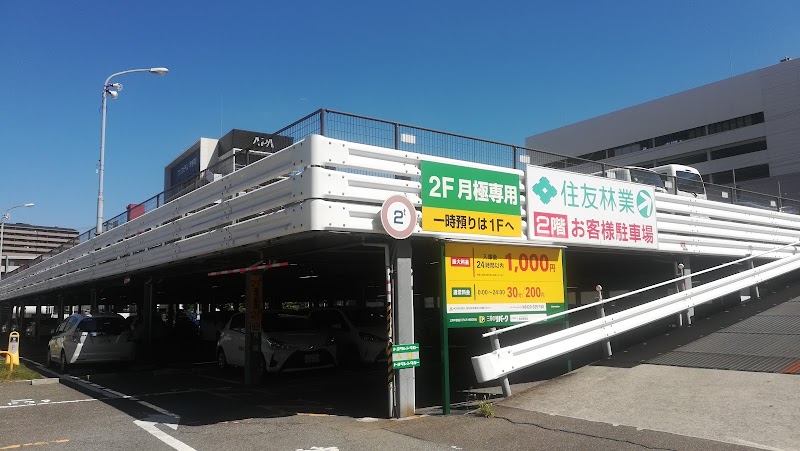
left=444, top=242, right=565, bottom=328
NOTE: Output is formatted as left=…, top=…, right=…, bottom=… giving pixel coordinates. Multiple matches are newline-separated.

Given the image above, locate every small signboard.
left=421, top=161, right=521, bottom=238
left=392, top=343, right=420, bottom=369
left=444, top=242, right=566, bottom=328
left=380, top=195, right=417, bottom=239
left=526, top=166, right=658, bottom=249
left=245, top=273, right=263, bottom=326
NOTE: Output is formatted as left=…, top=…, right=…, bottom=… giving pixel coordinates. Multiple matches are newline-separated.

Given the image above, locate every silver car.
left=217, top=312, right=337, bottom=376
left=48, top=313, right=135, bottom=373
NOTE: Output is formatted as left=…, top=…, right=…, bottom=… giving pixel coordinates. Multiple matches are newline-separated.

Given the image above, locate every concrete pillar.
left=393, top=240, right=415, bottom=418
left=244, top=272, right=264, bottom=386
left=3, top=301, right=11, bottom=333
left=57, top=295, right=64, bottom=323
left=0, top=301, right=7, bottom=332
left=18, top=299, right=25, bottom=336
left=143, top=278, right=154, bottom=356
left=90, top=288, right=98, bottom=314
left=35, top=298, right=41, bottom=345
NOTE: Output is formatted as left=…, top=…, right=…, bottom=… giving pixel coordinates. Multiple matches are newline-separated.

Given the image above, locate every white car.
left=48, top=313, right=135, bottom=373
left=307, top=308, right=387, bottom=365
left=216, top=312, right=337, bottom=376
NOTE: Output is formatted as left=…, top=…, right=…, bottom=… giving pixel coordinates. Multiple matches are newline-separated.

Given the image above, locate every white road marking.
left=18, top=355, right=212, bottom=450
left=134, top=420, right=197, bottom=451
left=0, top=398, right=97, bottom=409
left=138, top=401, right=180, bottom=429
left=295, top=447, right=339, bottom=451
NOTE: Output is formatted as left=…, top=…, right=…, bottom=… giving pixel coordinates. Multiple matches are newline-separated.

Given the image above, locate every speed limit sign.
left=380, top=195, right=417, bottom=239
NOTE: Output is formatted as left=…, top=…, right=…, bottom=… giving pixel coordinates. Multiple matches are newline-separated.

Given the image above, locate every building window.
left=709, top=170, right=734, bottom=185
left=708, top=112, right=764, bottom=135
left=655, top=152, right=708, bottom=166
left=734, top=164, right=770, bottom=182
left=710, top=140, right=767, bottom=160
left=586, top=112, right=764, bottom=162
left=653, top=125, right=707, bottom=147
left=577, top=150, right=607, bottom=161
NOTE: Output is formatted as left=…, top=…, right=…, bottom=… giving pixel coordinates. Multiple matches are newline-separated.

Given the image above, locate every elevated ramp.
left=648, top=296, right=800, bottom=374
left=472, top=242, right=800, bottom=384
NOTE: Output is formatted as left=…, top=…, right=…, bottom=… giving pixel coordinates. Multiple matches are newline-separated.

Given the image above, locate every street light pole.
left=96, top=67, right=168, bottom=236
left=0, top=203, right=35, bottom=281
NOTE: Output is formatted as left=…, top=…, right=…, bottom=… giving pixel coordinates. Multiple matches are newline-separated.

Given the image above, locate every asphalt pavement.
left=1, top=358, right=763, bottom=451
left=5, top=278, right=799, bottom=450
left=498, top=279, right=800, bottom=451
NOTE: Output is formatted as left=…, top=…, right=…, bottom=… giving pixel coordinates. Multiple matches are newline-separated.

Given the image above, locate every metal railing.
left=7, top=109, right=800, bottom=277
left=472, top=239, right=800, bottom=384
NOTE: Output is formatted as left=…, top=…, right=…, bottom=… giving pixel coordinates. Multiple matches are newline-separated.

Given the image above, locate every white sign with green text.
left=526, top=166, right=658, bottom=249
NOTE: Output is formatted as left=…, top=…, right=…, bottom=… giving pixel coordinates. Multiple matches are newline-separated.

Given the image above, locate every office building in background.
left=526, top=57, right=800, bottom=199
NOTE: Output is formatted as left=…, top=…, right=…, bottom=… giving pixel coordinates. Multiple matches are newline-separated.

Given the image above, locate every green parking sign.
left=392, top=343, right=420, bottom=369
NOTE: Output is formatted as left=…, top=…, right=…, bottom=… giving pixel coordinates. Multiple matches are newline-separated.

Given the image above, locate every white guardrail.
left=3, top=134, right=800, bottom=301
left=471, top=240, right=800, bottom=383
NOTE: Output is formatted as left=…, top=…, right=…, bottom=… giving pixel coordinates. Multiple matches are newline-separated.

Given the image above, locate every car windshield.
left=343, top=309, right=386, bottom=327
left=629, top=169, right=665, bottom=190
left=675, top=170, right=705, bottom=194
left=262, top=314, right=314, bottom=332
left=77, top=317, right=128, bottom=335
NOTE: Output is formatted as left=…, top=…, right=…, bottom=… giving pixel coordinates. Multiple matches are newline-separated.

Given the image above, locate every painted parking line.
left=0, top=398, right=97, bottom=409
left=17, top=356, right=208, bottom=451
left=133, top=420, right=197, bottom=451
left=0, top=439, right=69, bottom=449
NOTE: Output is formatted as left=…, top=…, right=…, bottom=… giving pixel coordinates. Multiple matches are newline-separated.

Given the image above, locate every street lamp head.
left=149, top=67, right=169, bottom=76
left=111, top=83, right=123, bottom=91
left=23, top=203, right=34, bottom=207
left=107, top=90, right=119, bottom=99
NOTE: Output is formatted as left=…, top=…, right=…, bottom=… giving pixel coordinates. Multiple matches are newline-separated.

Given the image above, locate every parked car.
left=48, top=313, right=135, bottom=373
left=307, top=307, right=387, bottom=365
left=216, top=311, right=337, bottom=376
left=25, top=318, right=58, bottom=341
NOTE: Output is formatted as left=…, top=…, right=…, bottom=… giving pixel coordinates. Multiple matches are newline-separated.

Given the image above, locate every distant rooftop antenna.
left=780, top=56, right=793, bottom=62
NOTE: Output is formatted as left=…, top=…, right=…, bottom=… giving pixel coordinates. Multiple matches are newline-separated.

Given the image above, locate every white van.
left=652, top=164, right=707, bottom=199
left=605, top=166, right=667, bottom=193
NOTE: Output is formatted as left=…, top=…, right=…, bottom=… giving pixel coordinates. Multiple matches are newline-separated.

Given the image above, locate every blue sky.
left=1, top=1, right=798, bottom=231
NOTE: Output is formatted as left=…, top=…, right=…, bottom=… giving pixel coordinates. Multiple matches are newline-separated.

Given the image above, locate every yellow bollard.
left=2, top=331, right=20, bottom=373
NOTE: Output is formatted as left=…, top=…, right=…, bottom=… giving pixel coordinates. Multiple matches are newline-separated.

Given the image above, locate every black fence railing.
left=7, top=108, right=800, bottom=278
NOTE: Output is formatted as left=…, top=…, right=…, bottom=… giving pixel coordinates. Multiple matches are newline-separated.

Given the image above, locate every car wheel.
left=217, top=348, right=227, bottom=370
left=59, top=350, right=69, bottom=374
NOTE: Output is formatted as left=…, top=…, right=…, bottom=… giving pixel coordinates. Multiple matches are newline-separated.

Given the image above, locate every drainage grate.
left=723, top=315, right=800, bottom=335
left=676, top=333, right=800, bottom=358
left=758, top=301, right=800, bottom=316
left=647, top=295, right=800, bottom=373
left=649, top=352, right=796, bottom=373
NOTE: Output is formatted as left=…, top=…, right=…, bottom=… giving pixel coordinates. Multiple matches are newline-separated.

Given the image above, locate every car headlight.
left=266, top=338, right=290, bottom=350
left=359, top=332, right=383, bottom=342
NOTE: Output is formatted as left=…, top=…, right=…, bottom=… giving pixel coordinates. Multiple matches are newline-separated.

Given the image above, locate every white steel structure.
left=2, top=134, right=800, bottom=301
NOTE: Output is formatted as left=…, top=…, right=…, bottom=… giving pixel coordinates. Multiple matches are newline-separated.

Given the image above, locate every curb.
left=5, top=377, right=60, bottom=385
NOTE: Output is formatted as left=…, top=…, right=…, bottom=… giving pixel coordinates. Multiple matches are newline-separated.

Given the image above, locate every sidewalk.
left=494, top=281, right=800, bottom=451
